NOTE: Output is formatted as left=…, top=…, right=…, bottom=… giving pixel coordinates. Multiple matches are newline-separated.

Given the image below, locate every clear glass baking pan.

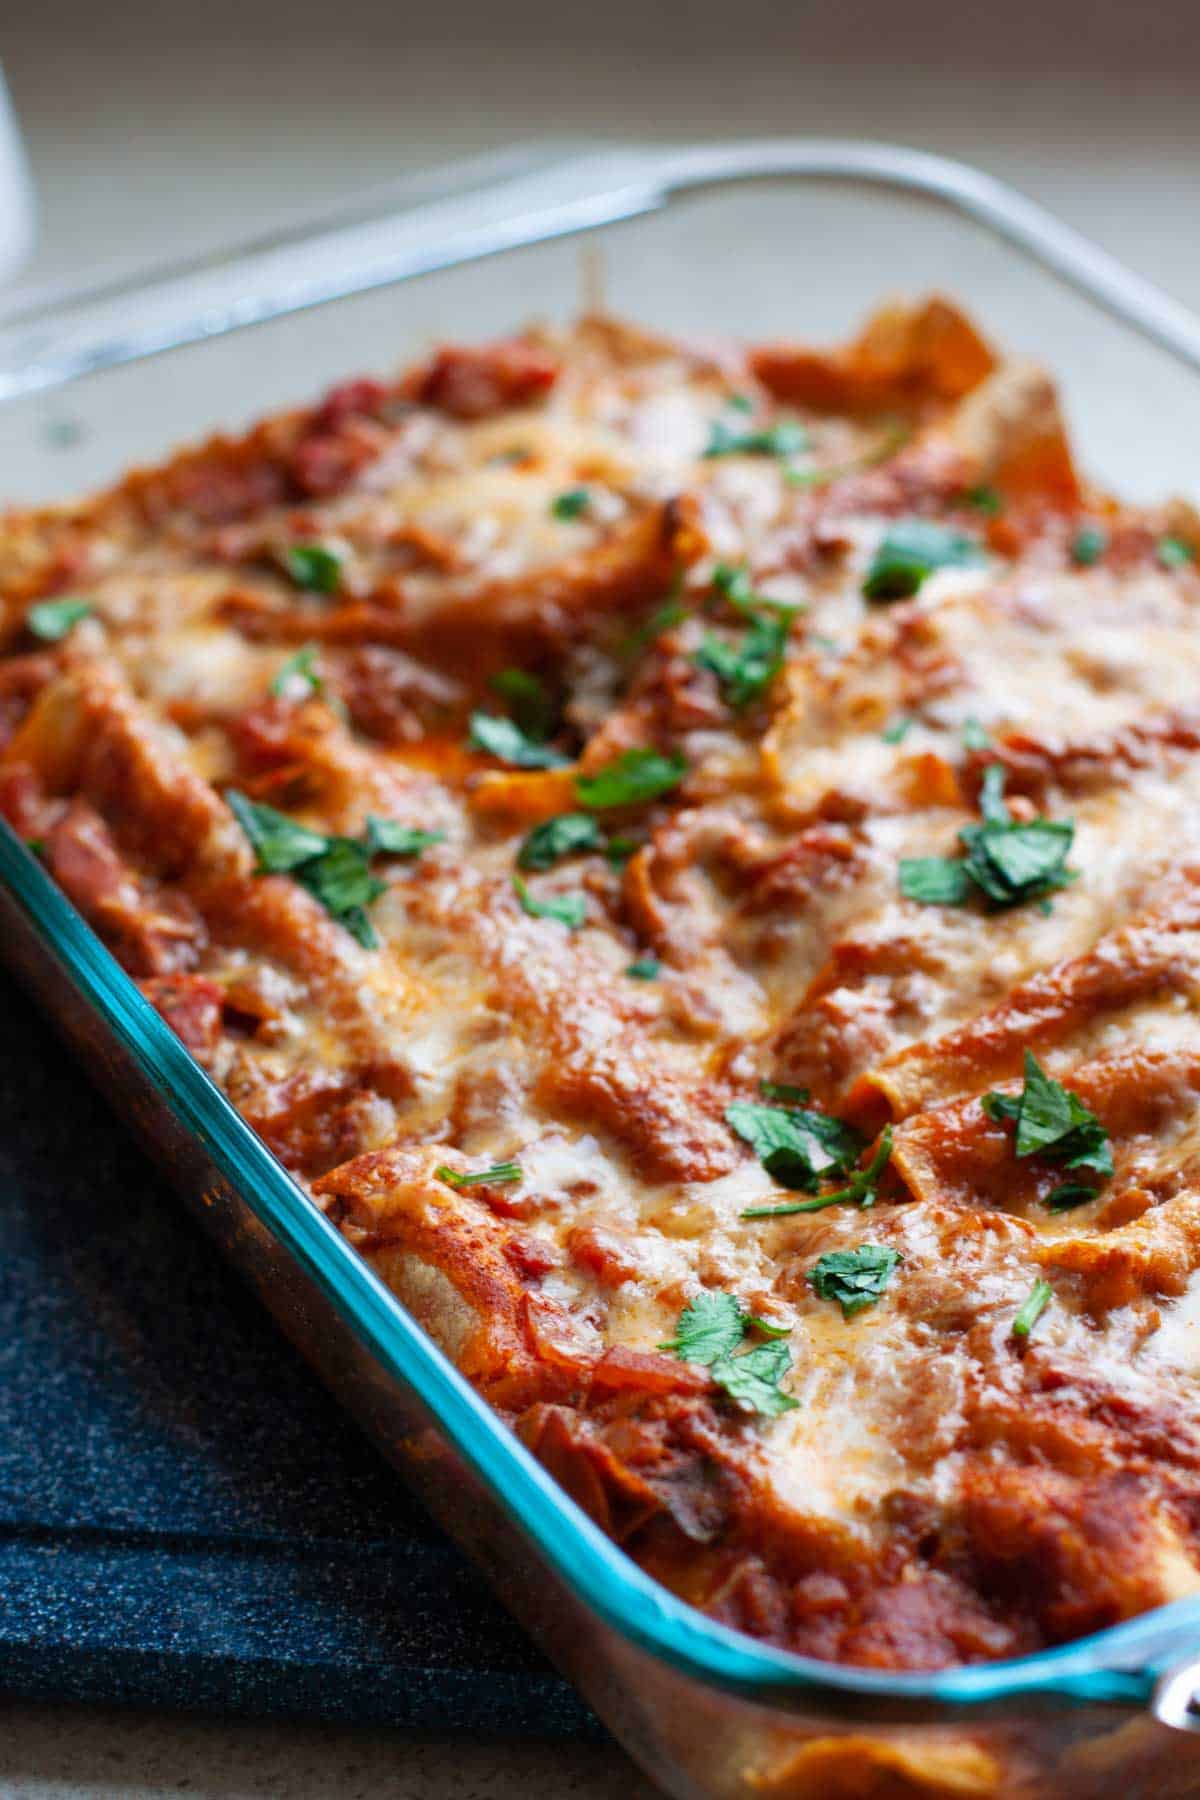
left=3, top=138, right=1200, bottom=1798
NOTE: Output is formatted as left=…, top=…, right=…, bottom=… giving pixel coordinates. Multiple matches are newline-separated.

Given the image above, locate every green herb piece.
left=491, top=668, right=556, bottom=740
left=1012, top=1278, right=1053, bottom=1340
left=435, top=1161, right=522, bottom=1188
left=903, top=764, right=1077, bottom=912
left=748, top=1315, right=791, bottom=1338
left=517, top=812, right=603, bottom=871
left=365, top=817, right=444, bottom=857
left=962, top=716, right=992, bottom=751
left=469, top=711, right=570, bottom=769
left=863, top=520, right=984, bottom=602
left=710, top=1340, right=799, bottom=1417
left=1070, top=526, right=1107, bottom=567
left=982, top=1050, right=1113, bottom=1177
left=270, top=643, right=324, bottom=700
left=1044, top=1181, right=1099, bottom=1212
left=882, top=716, right=913, bottom=744
left=626, top=956, right=661, bottom=980
left=1158, top=535, right=1195, bottom=569
left=695, top=606, right=790, bottom=708
left=575, top=747, right=687, bottom=810
left=603, top=835, right=638, bottom=864
left=659, top=1290, right=748, bottom=1363
left=705, top=415, right=810, bottom=460
left=283, top=542, right=344, bottom=594
left=808, top=1245, right=903, bottom=1318
left=759, top=1080, right=810, bottom=1104
left=27, top=597, right=92, bottom=641
left=741, top=1127, right=894, bottom=1219
left=25, top=838, right=44, bottom=856
left=513, top=874, right=587, bottom=929
left=551, top=487, right=591, bottom=521
left=711, top=562, right=804, bottom=620
left=622, top=587, right=688, bottom=656
left=899, top=857, right=974, bottom=905
left=227, top=791, right=331, bottom=873
left=726, top=1099, right=864, bottom=1192
left=966, top=484, right=1003, bottom=515
left=297, top=838, right=385, bottom=947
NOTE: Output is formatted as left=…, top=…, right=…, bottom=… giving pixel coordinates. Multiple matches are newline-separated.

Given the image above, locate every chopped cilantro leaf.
left=966, top=484, right=1003, bottom=515
left=1012, top=1278, right=1053, bottom=1340
left=710, top=1341, right=798, bottom=1417
left=659, top=1291, right=747, bottom=1363
left=726, top=1099, right=863, bottom=1192
left=982, top=1051, right=1113, bottom=1178
left=518, top=812, right=603, bottom=871
left=365, top=817, right=443, bottom=857
left=1071, top=526, right=1107, bottom=567
left=283, top=542, right=344, bottom=593
left=741, top=1127, right=894, bottom=1218
left=270, top=644, right=324, bottom=700
left=226, top=792, right=330, bottom=873
left=695, top=606, right=790, bottom=708
left=1158, top=535, right=1195, bottom=569
left=27, top=597, right=92, bottom=641
left=435, top=1161, right=522, bottom=1188
left=711, top=562, right=803, bottom=619
left=705, top=415, right=810, bottom=460
left=551, top=487, right=591, bottom=521
left=863, top=520, right=983, bottom=602
left=626, top=956, right=660, bottom=980
left=759, top=1080, right=810, bottom=1104
left=1044, top=1181, right=1099, bottom=1212
left=962, top=716, right=992, bottom=751
left=296, top=838, right=385, bottom=947
left=575, top=747, right=687, bottom=810
left=491, top=668, right=556, bottom=740
left=512, top=874, right=587, bottom=929
left=603, top=835, right=638, bottom=864
left=882, top=716, right=913, bottom=744
left=469, top=711, right=569, bottom=769
left=808, top=1245, right=903, bottom=1318
left=899, top=857, right=973, bottom=905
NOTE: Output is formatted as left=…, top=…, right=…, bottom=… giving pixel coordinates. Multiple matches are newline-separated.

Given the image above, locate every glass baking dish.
left=3, top=138, right=1200, bottom=1798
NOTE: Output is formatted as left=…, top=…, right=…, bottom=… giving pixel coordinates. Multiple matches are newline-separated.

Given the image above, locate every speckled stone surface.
left=0, top=969, right=594, bottom=1738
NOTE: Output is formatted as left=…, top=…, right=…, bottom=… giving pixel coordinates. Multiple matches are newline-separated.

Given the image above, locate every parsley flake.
left=469, top=711, right=570, bottom=769
left=435, top=1161, right=522, bottom=1188
left=513, top=874, right=587, bottom=929
left=808, top=1245, right=903, bottom=1318
left=1071, top=526, right=1107, bottom=567
left=626, top=956, right=661, bottom=980
left=283, top=542, right=344, bottom=594
left=517, top=812, right=603, bottom=871
left=1158, top=535, right=1195, bottom=570
left=982, top=1051, right=1113, bottom=1179
left=1012, top=1278, right=1053, bottom=1340
left=551, top=487, right=591, bottom=521
left=863, top=520, right=984, bottom=602
left=27, top=597, right=92, bottom=641
left=575, top=747, right=687, bottom=810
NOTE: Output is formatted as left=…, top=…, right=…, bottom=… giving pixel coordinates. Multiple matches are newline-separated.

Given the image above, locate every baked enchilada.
left=3, top=300, right=1200, bottom=1675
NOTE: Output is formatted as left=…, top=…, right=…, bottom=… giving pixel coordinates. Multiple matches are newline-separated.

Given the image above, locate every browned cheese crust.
left=4, top=300, right=1200, bottom=1674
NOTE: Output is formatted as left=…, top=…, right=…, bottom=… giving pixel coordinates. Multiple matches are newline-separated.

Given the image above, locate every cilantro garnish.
left=711, top=562, right=803, bottom=620
left=1071, top=526, right=1107, bottom=567
left=512, top=874, right=587, bottom=929
left=1012, top=1278, right=1053, bottom=1340
left=1158, top=535, right=1195, bottom=570
left=759, top=1080, right=810, bottom=1104
left=659, top=1292, right=798, bottom=1418
left=704, top=412, right=810, bottom=460
left=966, top=484, right=1003, bottom=515
left=626, top=956, right=660, bottom=980
left=725, top=1098, right=863, bottom=1192
left=900, top=764, right=1076, bottom=911
left=551, top=487, right=591, bottom=521
left=981, top=1050, right=1113, bottom=1181
left=1044, top=1181, right=1099, bottom=1212
left=491, top=668, right=556, bottom=740
left=962, top=716, right=992, bottom=750
left=808, top=1245, right=903, bottom=1318
left=695, top=607, right=790, bottom=708
left=517, top=812, right=603, bottom=871
left=365, top=817, right=444, bottom=857
left=435, top=1161, right=522, bottom=1188
left=863, top=520, right=984, bottom=602
left=270, top=644, right=324, bottom=700
left=469, top=711, right=570, bottom=770
left=575, top=747, right=687, bottom=810
left=741, top=1127, right=894, bottom=1219
left=27, top=597, right=92, bottom=641
left=227, top=793, right=435, bottom=947
left=282, top=542, right=344, bottom=594
left=881, top=716, right=913, bottom=744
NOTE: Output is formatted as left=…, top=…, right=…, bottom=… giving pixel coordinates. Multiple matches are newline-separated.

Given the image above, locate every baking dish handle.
left=2, top=138, right=1199, bottom=403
